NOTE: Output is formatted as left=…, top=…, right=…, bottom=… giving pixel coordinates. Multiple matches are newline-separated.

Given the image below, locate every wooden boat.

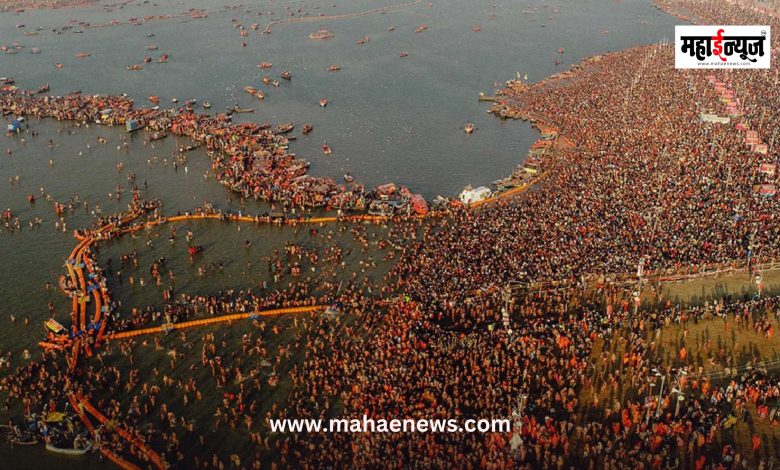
left=232, top=106, right=254, bottom=113
left=157, top=54, right=169, bottom=63
left=258, top=61, right=273, bottom=69
left=148, top=95, right=160, bottom=104
left=262, top=76, right=270, bottom=85
left=472, top=25, right=482, bottom=32
left=202, top=101, right=211, bottom=109
left=327, top=64, right=341, bottom=72
left=322, top=143, right=331, bottom=155
left=55, top=63, right=64, bottom=69
left=356, top=35, right=369, bottom=45
left=244, top=86, right=257, bottom=95
left=45, top=318, right=66, bottom=334
left=281, top=71, right=292, bottom=80
left=38, top=84, right=50, bottom=94
left=415, top=24, right=428, bottom=33
left=302, top=124, right=313, bottom=134
left=45, top=441, right=92, bottom=456
left=146, top=44, right=158, bottom=50
left=75, top=52, right=90, bottom=58
left=143, top=57, right=152, bottom=63
left=273, top=123, right=294, bottom=134
left=410, top=194, right=429, bottom=215
left=319, top=98, right=328, bottom=108
left=464, top=122, right=475, bottom=134
left=343, top=173, right=354, bottom=183
left=309, top=27, right=334, bottom=40
left=271, top=80, right=280, bottom=87
left=256, top=90, right=265, bottom=100
left=259, top=121, right=271, bottom=129
left=126, top=64, right=143, bottom=71
left=399, top=51, right=409, bottom=58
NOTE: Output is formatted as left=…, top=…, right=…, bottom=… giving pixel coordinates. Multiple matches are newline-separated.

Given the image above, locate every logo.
left=675, top=25, right=770, bottom=69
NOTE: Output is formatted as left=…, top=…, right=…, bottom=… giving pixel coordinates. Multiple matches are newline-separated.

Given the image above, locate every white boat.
left=459, top=185, right=492, bottom=204
left=46, top=441, right=92, bottom=455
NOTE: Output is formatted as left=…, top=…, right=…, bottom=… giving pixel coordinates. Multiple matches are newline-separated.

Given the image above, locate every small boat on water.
left=263, top=76, right=271, bottom=85
left=273, top=123, right=294, bottom=134
left=399, top=51, right=409, bottom=58
left=179, top=143, right=202, bottom=152
left=202, top=101, right=211, bottom=109
left=157, top=53, right=169, bottom=63
left=258, top=61, right=273, bottom=69
left=309, top=27, right=334, bottom=40
left=126, top=64, right=143, bottom=71
left=410, top=193, right=429, bottom=215
left=37, top=84, right=50, bottom=94
left=472, top=25, right=482, bottom=32
left=75, top=52, right=90, bottom=58
left=319, top=98, right=328, bottom=108
left=259, top=121, right=271, bottom=129
left=302, top=124, right=313, bottom=134
left=148, top=95, right=160, bottom=104
left=356, top=35, right=370, bottom=45
left=146, top=44, right=158, bottom=50
left=171, top=97, right=179, bottom=103
left=322, top=142, right=331, bottom=155
left=327, top=64, right=341, bottom=72
left=388, top=26, right=396, bottom=32
left=464, top=122, right=475, bottom=134
left=256, top=90, right=265, bottom=100
left=281, top=71, right=292, bottom=80
left=343, top=173, right=354, bottom=183
left=55, top=63, right=64, bottom=69
left=232, top=106, right=254, bottom=113
left=271, top=80, right=280, bottom=87
left=415, top=24, right=428, bottom=33
left=558, top=47, right=565, bottom=53
left=143, top=57, right=152, bottom=63
left=44, top=318, right=66, bottom=334
left=244, top=86, right=257, bottom=95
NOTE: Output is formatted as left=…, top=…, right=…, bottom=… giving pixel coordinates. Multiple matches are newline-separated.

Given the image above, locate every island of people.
left=1, top=0, right=780, bottom=469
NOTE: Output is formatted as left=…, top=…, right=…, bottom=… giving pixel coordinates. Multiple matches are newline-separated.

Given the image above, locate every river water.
left=0, top=0, right=677, bottom=466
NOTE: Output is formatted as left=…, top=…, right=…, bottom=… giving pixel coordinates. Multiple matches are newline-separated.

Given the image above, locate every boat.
left=157, top=54, right=169, bottom=63
left=415, top=24, right=428, bottom=33
left=410, top=194, right=429, bottom=215
left=302, top=124, right=313, bottom=134
left=256, top=90, right=265, bottom=100
left=55, top=63, right=64, bottom=69
left=146, top=44, right=158, bottom=50
left=232, top=106, right=254, bottom=113
left=309, top=27, right=334, bottom=40
left=472, top=25, right=482, bottom=32
left=399, top=51, right=409, bottom=58
left=126, top=64, right=143, bottom=71
left=44, top=318, right=66, bottom=334
left=258, top=61, right=273, bottom=69
left=273, top=123, right=294, bottom=134
left=459, top=185, right=492, bottom=204
left=45, top=433, right=92, bottom=456
left=263, top=76, right=271, bottom=85
left=343, top=173, right=354, bottom=183
left=327, top=64, right=341, bottom=72
left=319, top=98, right=328, bottom=108
left=558, top=47, right=565, bottom=53
left=38, top=84, right=50, bottom=94
left=148, top=95, right=160, bottom=104
left=259, top=121, right=271, bottom=129
left=203, top=101, right=211, bottom=109
left=388, top=26, right=396, bottom=32
left=271, top=80, right=280, bottom=87
left=244, top=86, right=257, bottom=95
left=367, top=200, right=394, bottom=217
left=464, top=122, right=475, bottom=134
left=322, top=142, right=331, bottom=155
left=356, top=35, right=370, bottom=45
left=171, top=97, right=179, bottom=103
left=143, top=57, right=152, bottom=63
left=179, top=143, right=202, bottom=152
left=75, top=52, right=90, bottom=58
left=281, top=71, right=292, bottom=80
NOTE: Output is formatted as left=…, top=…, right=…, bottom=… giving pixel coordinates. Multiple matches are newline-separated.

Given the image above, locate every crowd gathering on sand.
left=2, top=0, right=780, bottom=468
